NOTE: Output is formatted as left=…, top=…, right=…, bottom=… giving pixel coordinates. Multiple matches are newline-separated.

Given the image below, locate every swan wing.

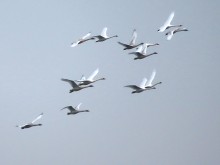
left=118, top=42, right=129, bottom=47
left=141, top=44, right=148, bottom=54
left=75, top=103, right=82, bottom=110
left=61, top=78, right=78, bottom=88
left=87, top=68, right=99, bottom=81
left=129, top=29, right=137, bottom=45
left=124, top=85, right=141, bottom=90
left=139, top=78, right=148, bottom=89
left=158, top=12, right=174, bottom=32
left=31, top=113, right=43, bottom=124
left=77, top=75, right=86, bottom=82
left=146, top=70, right=156, bottom=87
left=165, top=12, right=175, bottom=27
left=70, top=41, right=80, bottom=47
left=61, top=106, right=75, bottom=112
left=101, top=27, right=108, bottom=38
left=81, top=32, right=91, bottom=40
left=166, top=31, right=173, bottom=40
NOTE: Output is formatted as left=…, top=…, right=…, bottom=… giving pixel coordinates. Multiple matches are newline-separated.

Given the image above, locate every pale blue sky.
left=0, top=0, right=219, bottom=165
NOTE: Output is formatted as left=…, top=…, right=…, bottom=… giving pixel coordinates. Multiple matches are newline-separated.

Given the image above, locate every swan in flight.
left=165, top=27, right=188, bottom=40
left=16, top=113, right=43, bottom=129
left=76, top=68, right=105, bottom=86
left=124, top=70, right=162, bottom=93
left=70, top=32, right=95, bottom=47
left=61, top=103, right=89, bottom=115
left=158, top=12, right=182, bottom=32
left=93, top=27, right=118, bottom=42
left=118, top=29, right=143, bottom=50
left=129, top=44, right=158, bottom=60
left=61, top=78, right=93, bottom=93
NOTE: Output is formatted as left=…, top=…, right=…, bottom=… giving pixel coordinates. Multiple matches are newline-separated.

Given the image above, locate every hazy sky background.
left=0, top=0, right=219, bottom=165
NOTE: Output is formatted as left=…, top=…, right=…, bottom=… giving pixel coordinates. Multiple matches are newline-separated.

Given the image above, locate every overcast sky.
left=0, top=0, right=219, bottom=165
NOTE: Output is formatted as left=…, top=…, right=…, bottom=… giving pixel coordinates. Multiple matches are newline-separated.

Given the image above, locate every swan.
left=93, top=27, right=118, bottom=42
left=76, top=68, right=105, bottom=86
left=158, top=12, right=182, bottom=32
left=118, top=29, right=143, bottom=50
left=16, top=113, right=43, bottom=129
left=165, top=27, right=188, bottom=40
left=124, top=70, right=162, bottom=93
left=61, top=103, right=89, bottom=115
left=70, top=32, right=95, bottom=47
left=129, top=44, right=158, bottom=60
left=61, top=78, right=93, bottom=93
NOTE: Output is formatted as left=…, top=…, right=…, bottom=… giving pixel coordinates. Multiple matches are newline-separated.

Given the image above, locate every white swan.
left=129, top=44, right=158, bottom=60
left=158, top=12, right=182, bottom=32
left=61, top=103, right=89, bottom=115
left=76, top=68, right=105, bottom=85
left=125, top=70, right=162, bottom=93
left=93, top=27, right=118, bottom=42
left=70, top=32, right=95, bottom=47
left=118, top=29, right=143, bottom=50
left=61, top=78, right=93, bottom=93
left=16, top=113, right=43, bottom=129
left=165, top=27, right=188, bottom=40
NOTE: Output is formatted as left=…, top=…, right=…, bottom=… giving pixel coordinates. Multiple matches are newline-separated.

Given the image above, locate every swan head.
left=155, top=43, right=159, bottom=46
left=67, top=112, right=72, bottom=115
left=88, top=85, right=94, bottom=87
left=153, top=52, right=158, bottom=55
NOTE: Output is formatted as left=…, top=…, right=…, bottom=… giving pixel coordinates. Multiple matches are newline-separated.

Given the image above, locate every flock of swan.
left=16, top=11, right=188, bottom=129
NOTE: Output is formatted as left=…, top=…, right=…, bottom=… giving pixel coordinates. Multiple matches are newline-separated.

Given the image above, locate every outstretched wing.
left=129, top=29, right=137, bottom=45
left=146, top=70, right=156, bottom=87
left=87, top=68, right=99, bottom=81
left=165, top=12, right=175, bottom=26
left=60, top=106, right=75, bottom=112
left=118, top=42, right=129, bottom=47
left=101, top=27, right=108, bottom=38
left=124, top=85, right=141, bottom=90
left=141, top=44, right=148, bottom=54
left=61, top=78, right=78, bottom=88
left=75, top=103, right=82, bottom=110
left=81, top=32, right=91, bottom=40
left=139, top=78, right=148, bottom=89
left=31, top=113, right=43, bottom=124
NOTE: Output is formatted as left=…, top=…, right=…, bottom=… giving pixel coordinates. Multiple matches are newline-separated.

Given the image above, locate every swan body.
left=158, top=12, right=182, bottom=32
left=133, top=52, right=158, bottom=60
left=76, top=68, right=105, bottom=86
left=16, top=113, right=43, bottom=129
left=93, top=27, right=118, bottom=42
left=118, top=29, right=143, bottom=50
left=165, top=27, right=188, bottom=40
left=61, top=78, right=93, bottom=93
left=70, top=32, right=95, bottom=47
left=125, top=70, right=162, bottom=93
left=61, top=103, right=89, bottom=115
